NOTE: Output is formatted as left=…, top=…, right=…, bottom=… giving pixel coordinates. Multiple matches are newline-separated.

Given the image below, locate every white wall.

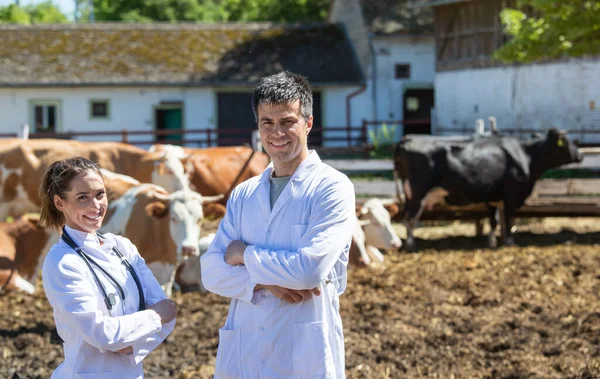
left=372, top=35, right=436, bottom=121
left=0, top=87, right=215, bottom=147
left=322, top=87, right=371, bottom=147
left=435, top=58, right=600, bottom=144
left=368, top=35, right=436, bottom=140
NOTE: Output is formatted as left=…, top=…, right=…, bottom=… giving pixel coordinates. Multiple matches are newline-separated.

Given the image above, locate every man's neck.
left=272, top=149, right=310, bottom=177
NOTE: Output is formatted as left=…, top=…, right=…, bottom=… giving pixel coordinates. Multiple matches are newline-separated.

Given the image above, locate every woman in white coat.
left=39, top=156, right=177, bottom=378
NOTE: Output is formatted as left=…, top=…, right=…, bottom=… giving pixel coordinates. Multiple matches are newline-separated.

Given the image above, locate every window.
left=395, top=64, right=411, bottom=79
left=30, top=100, right=61, bottom=132
left=90, top=99, right=110, bottom=119
left=406, top=97, right=420, bottom=111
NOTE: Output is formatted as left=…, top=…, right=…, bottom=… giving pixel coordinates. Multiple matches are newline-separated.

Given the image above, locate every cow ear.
left=155, top=162, right=166, bottom=176
left=358, top=219, right=371, bottom=227
left=384, top=203, right=400, bottom=218
left=547, top=128, right=560, bottom=139
left=204, top=203, right=226, bottom=220
left=145, top=202, right=168, bottom=218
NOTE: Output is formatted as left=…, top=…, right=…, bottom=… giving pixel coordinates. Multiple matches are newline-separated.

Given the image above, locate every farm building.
left=329, top=0, right=436, bottom=137
left=0, top=23, right=365, bottom=147
left=421, top=0, right=600, bottom=144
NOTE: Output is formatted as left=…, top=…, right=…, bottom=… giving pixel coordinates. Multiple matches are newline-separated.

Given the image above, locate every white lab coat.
left=42, top=225, right=175, bottom=379
left=201, top=151, right=355, bottom=379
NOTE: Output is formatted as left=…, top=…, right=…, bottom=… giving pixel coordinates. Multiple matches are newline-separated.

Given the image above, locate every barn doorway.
left=155, top=103, right=183, bottom=144
left=403, top=88, right=434, bottom=135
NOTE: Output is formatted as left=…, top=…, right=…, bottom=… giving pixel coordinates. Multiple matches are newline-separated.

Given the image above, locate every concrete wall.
left=434, top=58, right=600, bottom=144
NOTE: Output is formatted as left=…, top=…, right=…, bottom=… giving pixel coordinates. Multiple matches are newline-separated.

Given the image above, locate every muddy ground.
left=1, top=218, right=599, bottom=378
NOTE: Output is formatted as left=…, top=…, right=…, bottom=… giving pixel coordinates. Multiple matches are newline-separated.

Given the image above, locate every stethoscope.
left=61, top=227, right=145, bottom=313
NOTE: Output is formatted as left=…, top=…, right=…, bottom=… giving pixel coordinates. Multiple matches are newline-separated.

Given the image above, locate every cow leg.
left=366, top=245, right=385, bottom=265
left=474, top=219, right=484, bottom=237
left=487, top=206, right=498, bottom=248
left=502, top=205, right=517, bottom=246
left=404, top=206, right=424, bottom=253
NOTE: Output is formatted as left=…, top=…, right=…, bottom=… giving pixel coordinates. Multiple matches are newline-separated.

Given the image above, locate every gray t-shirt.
left=270, top=175, right=292, bottom=208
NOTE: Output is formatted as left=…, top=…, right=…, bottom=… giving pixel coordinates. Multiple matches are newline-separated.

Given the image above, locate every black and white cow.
left=394, top=129, right=583, bottom=251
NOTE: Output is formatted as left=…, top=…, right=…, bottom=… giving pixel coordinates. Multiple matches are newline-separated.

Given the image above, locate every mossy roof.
left=0, top=23, right=364, bottom=87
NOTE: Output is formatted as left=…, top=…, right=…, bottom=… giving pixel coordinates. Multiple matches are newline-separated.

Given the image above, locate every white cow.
left=352, top=198, right=402, bottom=266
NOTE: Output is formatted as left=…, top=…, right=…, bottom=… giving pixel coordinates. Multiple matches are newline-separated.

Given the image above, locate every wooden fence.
left=2, top=119, right=432, bottom=150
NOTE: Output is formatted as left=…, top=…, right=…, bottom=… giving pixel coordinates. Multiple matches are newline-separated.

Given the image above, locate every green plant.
left=368, top=123, right=398, bottom=159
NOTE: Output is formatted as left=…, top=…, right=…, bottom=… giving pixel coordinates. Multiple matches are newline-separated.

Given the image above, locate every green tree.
left=0, top=4, right=31, bottom=23
left=92, top=0, right=330, bottom=23
left=494, top=0, right=600, bottom=63
left=0, top=2, right=68, bottom=24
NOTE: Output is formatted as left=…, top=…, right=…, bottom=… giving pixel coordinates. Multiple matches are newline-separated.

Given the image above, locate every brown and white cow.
left=27, top=139, right=189, bottom=193
left=150, top=144, right=270, bottom=200
left=0, top=140, right=188, bottom=221
left=0, top=214, right=54, bottom=294
left=350, top=198, right=402, bottom=266
left=100, top=183, right=222, bottom=296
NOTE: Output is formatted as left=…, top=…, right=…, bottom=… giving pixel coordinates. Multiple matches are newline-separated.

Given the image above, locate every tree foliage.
left=0, top=2, right=68, bottom=24
left=89, top=0, right=331, bottom=23
left=494, top=0, right=600, bottom=63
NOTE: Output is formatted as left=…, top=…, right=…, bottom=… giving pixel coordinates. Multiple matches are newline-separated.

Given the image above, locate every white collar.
left=63, top=225, right=114, bottom=250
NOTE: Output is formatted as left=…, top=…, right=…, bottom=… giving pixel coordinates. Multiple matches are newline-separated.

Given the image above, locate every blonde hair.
left=39, top=156, right=102, bottom=231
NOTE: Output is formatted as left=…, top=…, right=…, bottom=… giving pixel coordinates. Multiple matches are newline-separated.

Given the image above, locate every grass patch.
left=348, top=171, right=395, bottom=181
left=541, top=168, right=600, bottom=179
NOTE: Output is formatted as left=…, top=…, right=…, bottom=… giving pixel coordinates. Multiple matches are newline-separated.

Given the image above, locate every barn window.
left=90, top=100, right=110, bottom=119
left=29, top=100, right=61, bottom=132
left=406, top=97, right=420, bottom=111
left=395, top=64, right=411, bottom=79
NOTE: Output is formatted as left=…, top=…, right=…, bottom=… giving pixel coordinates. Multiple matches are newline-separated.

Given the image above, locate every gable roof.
left=0, top=23, right=364, bottom=87
left=359, top=0, right=433, bottom=36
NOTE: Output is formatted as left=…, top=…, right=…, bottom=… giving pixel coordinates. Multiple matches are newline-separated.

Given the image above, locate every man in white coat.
left=201, top=71, right=355, bottom=378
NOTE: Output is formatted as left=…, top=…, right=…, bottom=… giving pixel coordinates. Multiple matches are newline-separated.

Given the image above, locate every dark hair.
left=39, top=156, right=102, bottom=231
left=251, top=71, right=313, bottom=123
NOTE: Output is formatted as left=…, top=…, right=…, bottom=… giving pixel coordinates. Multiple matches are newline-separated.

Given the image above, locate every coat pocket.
left=292, top=322, right=335, bottom=378
left=214, top=328, right=241, bottom=379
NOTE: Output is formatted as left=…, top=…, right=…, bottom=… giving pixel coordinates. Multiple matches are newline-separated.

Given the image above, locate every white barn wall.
left=372, top=36, right=436, bottom=121
left=322, top=87, right=371, bottom=147
left=435, top=58, right=600, bottom=143
left=0, top=87, right=216, bottom=147
left=369, top=35, right=435, bottom=140
left=0, top=86, right=369, bottom=147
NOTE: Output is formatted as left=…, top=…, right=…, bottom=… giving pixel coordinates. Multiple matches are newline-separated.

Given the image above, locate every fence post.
left=121, top=129, right=128, bottom=144
left=251, top=130, right=262, bottom=152
left=346, top=121, right=352, bottom=147
left=361, top=119, right=368, bottom=145
left=20, top=123, right=30, bottom=140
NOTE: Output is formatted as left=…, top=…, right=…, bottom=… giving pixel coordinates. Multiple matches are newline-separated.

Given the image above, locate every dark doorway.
left=403, top=88, right=434, bottom=135
left=217, top=92, right=323, bottom=147
left=307, top=92, right=322, bottom=148
left=217, top=92, right=256, bottom=146
left=155, top=105, right=183, bottom=144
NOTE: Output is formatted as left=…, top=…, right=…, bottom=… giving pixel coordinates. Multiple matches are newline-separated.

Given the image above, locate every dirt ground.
left=1, top=217, right=599, bottom=379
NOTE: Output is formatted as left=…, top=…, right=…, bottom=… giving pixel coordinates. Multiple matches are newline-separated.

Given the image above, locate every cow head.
left=543, top=128, right=583, bottom=167
left=358, top=198, right=402, bottom=252
left=145, top=189, right=223, bottom=258
left=151, top=152, right=190, bottom=193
